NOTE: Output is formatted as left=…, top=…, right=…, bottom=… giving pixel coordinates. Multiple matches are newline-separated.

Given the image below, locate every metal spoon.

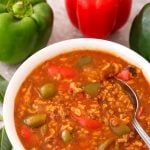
left=114, top=77, right=150, bottom=149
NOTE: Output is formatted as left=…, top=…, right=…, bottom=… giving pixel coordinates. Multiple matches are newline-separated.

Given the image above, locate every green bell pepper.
left=130, top=3, right=150, bottom=61
left=0, top=0, right=53, bottom=64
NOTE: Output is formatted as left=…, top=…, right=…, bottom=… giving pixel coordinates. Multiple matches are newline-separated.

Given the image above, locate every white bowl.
left=3, top=38, right=150, bottom=150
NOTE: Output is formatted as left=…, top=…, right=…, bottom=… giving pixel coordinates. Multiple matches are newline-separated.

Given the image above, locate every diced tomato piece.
left=20, top=126, right=32, bottom=140
left=116, top=69, right=132, bottom=81
left=71, top=112, right=102, bottom=130
left=58, top=82, right=70, bottom=92
left=48, top=65, right=78, bottom=79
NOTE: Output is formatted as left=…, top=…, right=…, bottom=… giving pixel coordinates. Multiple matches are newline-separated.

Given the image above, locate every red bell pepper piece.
left=71, top=112, right=102, bottom=130
left=65, top=0, right=132, bottom=38
left=60, top=67, right=78, bottom=78
left=20, top=126, right=33, bottom=140
left=48, top=65, right=78, bottom=79
left=20, top=126, right=38, bottom=145
left=116, top=69, right=132, bottom=81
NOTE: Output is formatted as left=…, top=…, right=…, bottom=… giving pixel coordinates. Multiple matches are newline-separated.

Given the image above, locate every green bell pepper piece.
left=76, top=56, right=93, bottom=68
left=0, top=0, right=53, bottom=64
left=130, top=3, right=150, bottom=61
left=84, top=82, right=101, bottom=97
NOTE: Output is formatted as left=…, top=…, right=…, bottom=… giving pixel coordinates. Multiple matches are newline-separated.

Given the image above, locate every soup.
left=14, top=50, right=150, bottom=149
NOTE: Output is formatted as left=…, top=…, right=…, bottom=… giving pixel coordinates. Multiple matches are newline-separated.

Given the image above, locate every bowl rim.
left=3, top=38, right=150, bottom=150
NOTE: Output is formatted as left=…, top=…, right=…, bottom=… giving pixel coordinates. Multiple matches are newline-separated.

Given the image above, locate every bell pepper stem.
left=12, top=1, right=24, bottom=13
left=11, top=0, right=32, bottom=18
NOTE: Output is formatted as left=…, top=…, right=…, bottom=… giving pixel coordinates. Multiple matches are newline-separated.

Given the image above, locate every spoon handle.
left=133, top=118, right=150, bottom=149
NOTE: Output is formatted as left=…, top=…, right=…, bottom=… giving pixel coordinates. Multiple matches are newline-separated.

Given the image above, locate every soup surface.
left=15, top=50, right=150, bottom=150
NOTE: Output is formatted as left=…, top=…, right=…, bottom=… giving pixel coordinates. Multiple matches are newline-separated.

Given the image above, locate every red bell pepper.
left=65, top=0, right=132, bottom=38
left=71, top=112, right=102, bottom=130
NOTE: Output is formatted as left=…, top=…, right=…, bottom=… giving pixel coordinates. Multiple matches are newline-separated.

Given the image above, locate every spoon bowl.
left=114, top=77, right=150, bottom=149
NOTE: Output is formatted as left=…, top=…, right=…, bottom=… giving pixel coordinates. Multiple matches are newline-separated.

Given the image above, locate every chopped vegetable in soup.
left=15, top=50, right=150, bottom=150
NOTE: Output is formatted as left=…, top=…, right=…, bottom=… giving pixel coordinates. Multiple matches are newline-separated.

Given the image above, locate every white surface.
left=3, top=39, right=150, bottom=150
left=0, top=0, right=149, bottom=136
